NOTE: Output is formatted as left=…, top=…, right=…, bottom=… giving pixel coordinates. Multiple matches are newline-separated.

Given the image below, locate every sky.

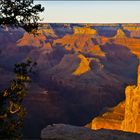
left=35, top=1, right=140, bottom=23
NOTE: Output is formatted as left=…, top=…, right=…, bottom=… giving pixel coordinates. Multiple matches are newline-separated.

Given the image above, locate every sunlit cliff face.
left=53, top=26, right=108, bottom=55
left=73, top=54, right=91, bottom=76
left=88, top=64, right=140, bottom=134
left=17, top=25, right=56, bottom=47
left=113, top=28, right=140, bottom=58
left=123, top=25, right=140, bottom=38
left=17, top=33, right=46, bottom=47
left=53, top=27, right=98, bottom=53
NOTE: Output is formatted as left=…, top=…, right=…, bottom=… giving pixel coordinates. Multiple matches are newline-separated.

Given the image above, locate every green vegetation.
left=0, top=59, right=37, bottom=139
left=0, top=0, right=44, bottom=138
left=0, top=0, right=44, bottom=33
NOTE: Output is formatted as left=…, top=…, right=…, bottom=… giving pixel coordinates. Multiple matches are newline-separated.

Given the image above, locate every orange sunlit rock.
left=73, top=54, right=91, bottom=76
left=43, top=43, right=53, bottom=54
left=113, top=29, right=140, bottom=58
left=53, top=34, right=94, bottom=53
left=138, top=64, right=140, bottom=85
left=114, top=37, right=140, bottom=58
left=101, top=36, right=109, bottom=45
left=115, top=28, right=126, bottom=38
left=17, top=32, right=46, bottom=47
left=123, top=25, right=140, bottom=38
left=17, top=25, right=56, bottom=47
left=89, top=102, right=125, bottom=131
left=44, top=42, right=51, bottom=49
left=53, top=27, right=105, bottom=57
left=74, top=27, right=97, bottom=35
left=121, top=64, right=140, bottom=133
left=90, top=45, right=106, bottom=57
left=88, top=64, right=140, bottom=134
left=38, top=27, right=57, bottom=38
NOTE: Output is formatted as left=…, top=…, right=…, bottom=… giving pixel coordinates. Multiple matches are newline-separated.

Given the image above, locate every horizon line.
left=38, top=22, right=140, bottom=24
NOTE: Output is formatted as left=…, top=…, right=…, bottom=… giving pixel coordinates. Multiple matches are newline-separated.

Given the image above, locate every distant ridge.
left=39, top=23, right=140, bottom=27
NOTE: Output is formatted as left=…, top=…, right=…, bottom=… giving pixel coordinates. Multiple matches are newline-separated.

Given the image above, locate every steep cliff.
left=123, top=25, right=140, bottom=38
left=17, top=25, right=56, bottom=47
left=121, top=64, right=140, bottom=133
left=17, top=33, right=46, bottom=47
left=89, top=64, right=140, bottom=133
left=73, top=54, right=91, bottom=76
left=90, top=101, right=125, bottom=131
left=113, top=29, right=140, bottom=57
left=53, top=26, right=105, bottom=57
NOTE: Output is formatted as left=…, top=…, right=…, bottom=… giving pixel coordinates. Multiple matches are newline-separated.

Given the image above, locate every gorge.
left=0, top=23, right=140, bottom=138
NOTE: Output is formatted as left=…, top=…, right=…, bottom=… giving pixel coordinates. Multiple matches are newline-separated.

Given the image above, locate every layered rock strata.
left=89, top=64, right=140, bottom=133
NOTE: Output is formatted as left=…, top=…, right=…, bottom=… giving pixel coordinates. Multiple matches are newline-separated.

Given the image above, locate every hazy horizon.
left=35, top=1, right=140, bottom=23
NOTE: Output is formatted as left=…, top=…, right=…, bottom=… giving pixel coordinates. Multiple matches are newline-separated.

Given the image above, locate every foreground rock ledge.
left=41, top=124, right=140, bottom=140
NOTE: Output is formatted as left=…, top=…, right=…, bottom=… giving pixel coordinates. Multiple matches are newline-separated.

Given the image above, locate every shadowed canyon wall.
left=0, top=24, right=140, bottom=138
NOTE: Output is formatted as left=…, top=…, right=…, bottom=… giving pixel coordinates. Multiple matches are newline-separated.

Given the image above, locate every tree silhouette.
left=0, top=0, right=44, bottom=33
left=0, top=0, right=44, bottom=138
left=0, top=59, right=37, bottom=139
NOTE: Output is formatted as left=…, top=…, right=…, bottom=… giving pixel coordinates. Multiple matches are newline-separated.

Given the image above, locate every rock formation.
left=41, top=124, right=140, bottom=140
left=74, top=26, right=97, bottom=35
left=89, top=64, right=140, bottom=133
left=121, top=64, right=140, bottom=133
left=53, top=26, right=106, bottom=58
left=115, top=28, right=126, bottom=38
left=123, top=25, right=140, bottom=38
left=17, top=32, right=46, bottom=47
left=113, top=29, right=140, bottom=58
left=17, top=25, right=56, bottom=47
left=89, top=101, right=125, bottom=131
left=73, top=54, right=92, bottom=76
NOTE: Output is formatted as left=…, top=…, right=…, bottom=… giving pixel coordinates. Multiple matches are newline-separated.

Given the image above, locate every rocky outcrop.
left=121, top=86, right=140, bottom=132
left=89, top=64, right=140, bottom=133
left=17, top=32, right=46, bottom=47
left=41, top=124, right=140, bottom=140
left=73, top=54, right=91, bottom=76
left=74, top=27, right=97, bottom=35
left=114, top=29, right=126, bottom=38
left=53, top=26, right=106, bottom=57
left=123, top=25, right=140, bottom=38
left=17, top=25, right=56, bottom=47
left=90, top=101, right=125, bottom=131
left=113, top=29, right=140, bottom=58
left=121, top=65, right=140, bottom=133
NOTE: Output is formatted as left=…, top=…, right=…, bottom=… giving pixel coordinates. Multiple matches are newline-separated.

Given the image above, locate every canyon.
left=88, top=61, right=140, bottom=134
left=0, top=23, right=140, bottom=138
